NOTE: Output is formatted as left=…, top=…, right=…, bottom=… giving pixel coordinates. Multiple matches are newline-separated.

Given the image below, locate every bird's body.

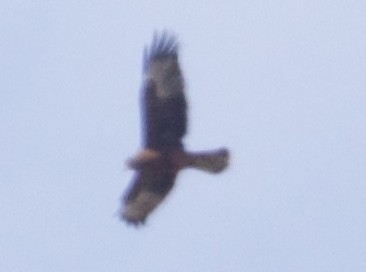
left=121, top=32, right=229, bottom=225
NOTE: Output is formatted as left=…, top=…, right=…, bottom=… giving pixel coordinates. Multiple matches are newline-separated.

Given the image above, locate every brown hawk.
left=121, top=31, right=230, bottom=225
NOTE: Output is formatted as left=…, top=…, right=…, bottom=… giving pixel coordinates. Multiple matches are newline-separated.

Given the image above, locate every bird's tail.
left=184, top=148, right=230, bottom=173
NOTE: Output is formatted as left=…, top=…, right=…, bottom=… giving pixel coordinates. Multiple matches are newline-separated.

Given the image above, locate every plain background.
left=1, top=1, right=365, bottom=271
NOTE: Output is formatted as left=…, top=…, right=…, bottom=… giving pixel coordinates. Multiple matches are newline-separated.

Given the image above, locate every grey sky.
left=1, top=1, right=366, bottom=271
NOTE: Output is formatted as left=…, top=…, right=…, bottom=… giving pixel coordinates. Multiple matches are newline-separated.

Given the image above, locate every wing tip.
left=120, top=205, right=147, bottom=226
left=121, top=213, right=147, bottom=227
left=120, top=189, right=165, bottom=227
left=143, top=30, right=179, bottom=72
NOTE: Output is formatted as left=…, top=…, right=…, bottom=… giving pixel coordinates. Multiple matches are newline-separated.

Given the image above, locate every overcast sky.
left=1, top=1, right=366, bottom=271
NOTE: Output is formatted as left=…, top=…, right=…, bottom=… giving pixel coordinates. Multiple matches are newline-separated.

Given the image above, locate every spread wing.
left=121, top=164, right=176, bottom=225
left=121, top=32, right=185, bottom=225
left=142, top=32, right=187, bottom=151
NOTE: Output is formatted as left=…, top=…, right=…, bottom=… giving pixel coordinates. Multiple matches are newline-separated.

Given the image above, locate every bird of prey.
left=121, top=31, right=230, bottom=225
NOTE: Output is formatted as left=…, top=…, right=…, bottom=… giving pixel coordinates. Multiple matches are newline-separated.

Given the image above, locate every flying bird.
left=121, top=32, right=230, bottom=225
